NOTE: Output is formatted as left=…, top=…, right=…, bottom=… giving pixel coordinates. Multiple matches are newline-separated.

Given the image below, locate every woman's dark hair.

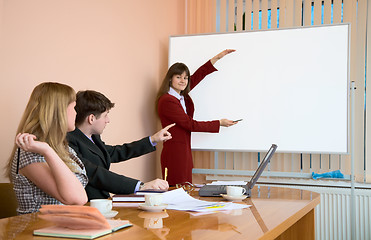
left=74, top=90, right=115, bottom=126
left=155, top=63, right=190, bottom=111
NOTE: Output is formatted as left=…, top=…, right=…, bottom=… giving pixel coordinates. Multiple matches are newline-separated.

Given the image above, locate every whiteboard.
left=169, top=24, right=349, bottom=153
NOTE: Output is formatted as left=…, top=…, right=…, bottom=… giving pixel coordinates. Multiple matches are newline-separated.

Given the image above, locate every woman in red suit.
left=156, top=50, right=237, bottom=186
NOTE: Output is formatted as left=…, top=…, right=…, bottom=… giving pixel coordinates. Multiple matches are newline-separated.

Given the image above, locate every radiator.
left=315, top=190, right=371, bottom=240
left=262, top=184, right=371, bottom=240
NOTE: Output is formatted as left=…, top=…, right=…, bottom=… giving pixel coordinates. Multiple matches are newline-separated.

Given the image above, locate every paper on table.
left=162, top=188, right=250, bottom=212
left=162, top=188, right=217, bottom=211
left=194, top=202, right=250, bottom=213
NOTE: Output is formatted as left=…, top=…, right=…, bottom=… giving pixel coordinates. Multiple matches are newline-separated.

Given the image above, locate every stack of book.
left=33, top=205, right=132, bottom=239
left=112, top=194, right=145, bottom=202
left=112, top=190, right=166, bottom=207
left=112, top=193, right=145, bottom=207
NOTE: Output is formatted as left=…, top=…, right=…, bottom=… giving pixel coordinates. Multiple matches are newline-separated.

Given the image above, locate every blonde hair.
left=6, top=82, right=77, bottom=179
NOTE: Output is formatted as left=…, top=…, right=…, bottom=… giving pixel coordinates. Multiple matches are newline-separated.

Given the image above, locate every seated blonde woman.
left=7, top=82, right=88, bottom=214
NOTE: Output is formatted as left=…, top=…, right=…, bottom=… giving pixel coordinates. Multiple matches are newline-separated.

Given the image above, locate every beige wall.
left=0, top=0, right=185, bottom=182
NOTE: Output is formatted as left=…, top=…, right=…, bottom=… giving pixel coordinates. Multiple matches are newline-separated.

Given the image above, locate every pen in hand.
left=164, top=167, right=168, bottom=181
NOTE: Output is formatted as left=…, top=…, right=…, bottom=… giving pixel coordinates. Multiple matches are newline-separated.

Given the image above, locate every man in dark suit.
left=67, top=90, right=173, bottom=200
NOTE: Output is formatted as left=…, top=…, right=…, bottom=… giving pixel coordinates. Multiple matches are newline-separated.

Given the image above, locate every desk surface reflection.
left=0, top=186, right=319, bottom=240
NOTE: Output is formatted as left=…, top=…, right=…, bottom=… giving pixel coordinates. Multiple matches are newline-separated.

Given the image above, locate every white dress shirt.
left=168, top=87, right=187, bottom=114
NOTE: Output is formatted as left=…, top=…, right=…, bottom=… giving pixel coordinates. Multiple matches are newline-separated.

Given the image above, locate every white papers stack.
left=162, top=188, right=250, bottom=212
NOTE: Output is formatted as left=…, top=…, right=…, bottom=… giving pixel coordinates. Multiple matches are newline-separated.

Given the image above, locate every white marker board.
left=169, top=24, right=349, bottom=153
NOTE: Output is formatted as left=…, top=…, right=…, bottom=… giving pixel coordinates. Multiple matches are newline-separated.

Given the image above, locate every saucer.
left=138, top=204, right=168, bottom=212
left=102, top=210, right=118, bottom=218
left=221, top=194, right=247, bottom=201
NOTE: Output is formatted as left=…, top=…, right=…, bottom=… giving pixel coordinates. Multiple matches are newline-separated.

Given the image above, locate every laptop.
left=198, top=144, right=277, bottom=197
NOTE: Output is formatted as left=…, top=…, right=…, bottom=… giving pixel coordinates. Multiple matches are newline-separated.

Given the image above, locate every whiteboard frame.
left=168, top=24, right=350, bottom=154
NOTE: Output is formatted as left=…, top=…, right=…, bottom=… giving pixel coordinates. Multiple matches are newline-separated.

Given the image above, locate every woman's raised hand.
left=210, top=49, right=236, bottom=65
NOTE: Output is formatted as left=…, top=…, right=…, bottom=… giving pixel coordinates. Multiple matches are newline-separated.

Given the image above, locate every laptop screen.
left=247, top=144, right=277, bottom=189
left=198, top=144, right=278, bottom=197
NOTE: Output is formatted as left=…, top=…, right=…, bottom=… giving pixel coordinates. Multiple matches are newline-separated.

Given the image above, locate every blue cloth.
left=312, top=170, right=344, bottom=180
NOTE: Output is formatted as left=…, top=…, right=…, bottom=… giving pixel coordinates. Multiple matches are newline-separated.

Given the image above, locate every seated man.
left=67, top=90, right=173, bottom=200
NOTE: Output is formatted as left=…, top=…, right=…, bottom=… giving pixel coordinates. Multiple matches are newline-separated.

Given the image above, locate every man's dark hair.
left=75, top=90, right=115, bottom=126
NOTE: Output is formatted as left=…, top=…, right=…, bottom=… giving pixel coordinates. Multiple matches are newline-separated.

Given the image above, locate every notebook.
left=33, top=219, right=132, bottom=239
left=198, top=144, right=277, bottom=197
left=33, top=205, right=132, bottom=239
left=112, top=194, right=145, bottom=202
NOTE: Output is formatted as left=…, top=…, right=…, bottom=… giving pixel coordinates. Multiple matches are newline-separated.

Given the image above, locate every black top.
left=67, top=128, right=156, bottom=200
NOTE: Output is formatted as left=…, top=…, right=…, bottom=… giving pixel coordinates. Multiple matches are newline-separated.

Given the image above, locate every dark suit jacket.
left=157, top=60, right=220, bottom=185
left=67, top=128, right=156, bottom=200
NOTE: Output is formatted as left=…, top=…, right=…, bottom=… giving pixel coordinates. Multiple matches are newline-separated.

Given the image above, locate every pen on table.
left=164, top=167, right=168, bottom=181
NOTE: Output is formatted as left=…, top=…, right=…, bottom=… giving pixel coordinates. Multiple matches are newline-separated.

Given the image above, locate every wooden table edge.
left=258, top=194, right=320, bottom=240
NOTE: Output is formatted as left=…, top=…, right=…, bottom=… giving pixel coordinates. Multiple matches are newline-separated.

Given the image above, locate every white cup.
left=226, top=186, right=246, bottom=196
left=90, top=199, right=112, bottom=214
left=145, top=194, right=163, bottom=206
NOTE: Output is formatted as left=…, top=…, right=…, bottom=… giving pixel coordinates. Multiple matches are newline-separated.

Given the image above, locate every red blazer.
left=158, top=60, right=220, bottom=185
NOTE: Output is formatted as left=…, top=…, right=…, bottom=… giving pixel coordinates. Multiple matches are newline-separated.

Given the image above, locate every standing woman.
left=7, top=82, right=88, bottom=214
left=156, top=50, right=236, bottom=186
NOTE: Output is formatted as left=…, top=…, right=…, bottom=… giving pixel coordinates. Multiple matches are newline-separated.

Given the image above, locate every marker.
left=233, top=119, right=243, bottom=123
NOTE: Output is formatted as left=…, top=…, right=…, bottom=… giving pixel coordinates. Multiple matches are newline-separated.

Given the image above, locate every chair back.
left=0, top=183, right=18, bottom=218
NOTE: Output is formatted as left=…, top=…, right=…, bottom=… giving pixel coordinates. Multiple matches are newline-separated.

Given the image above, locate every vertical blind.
left=186, top=0, right=370, bottom=184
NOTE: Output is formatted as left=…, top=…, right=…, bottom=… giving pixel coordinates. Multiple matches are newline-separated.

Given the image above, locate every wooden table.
left=0, top=186, right=319, bottom=240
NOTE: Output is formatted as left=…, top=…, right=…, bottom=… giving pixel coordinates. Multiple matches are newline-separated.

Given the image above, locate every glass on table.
left=175, top=182, right=195, bottom=194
